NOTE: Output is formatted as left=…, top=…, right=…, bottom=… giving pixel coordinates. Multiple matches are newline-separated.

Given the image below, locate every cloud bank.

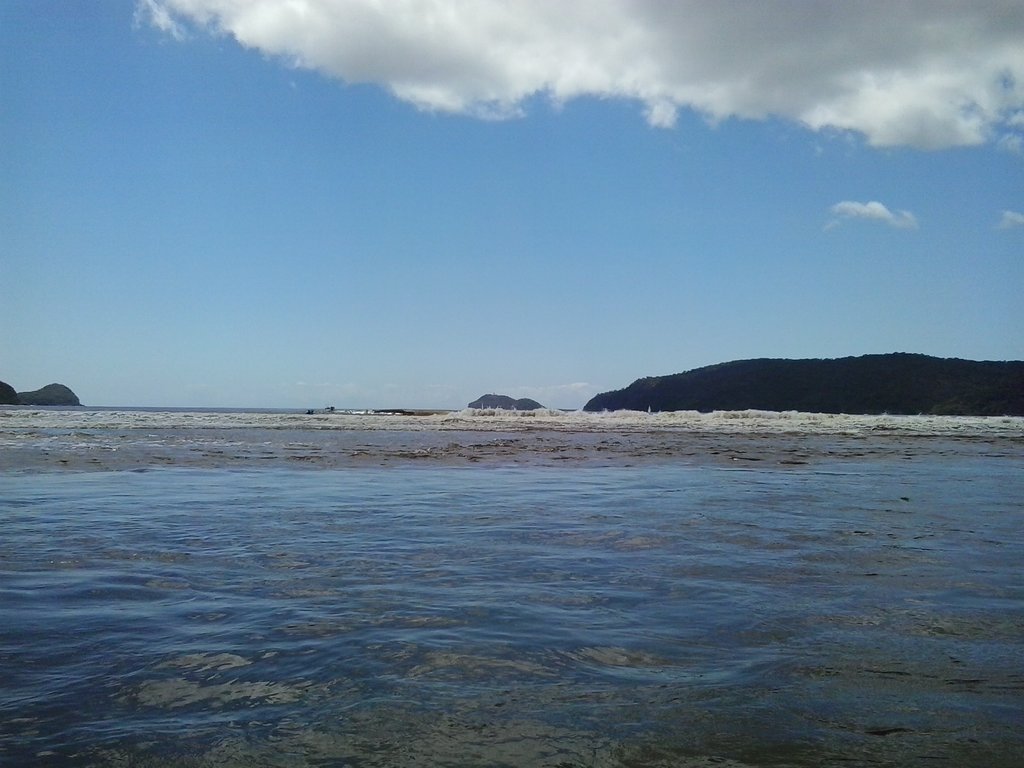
left=827, top=201, right=918, bottom=230
left=138, top=0, right=1024, bottom=150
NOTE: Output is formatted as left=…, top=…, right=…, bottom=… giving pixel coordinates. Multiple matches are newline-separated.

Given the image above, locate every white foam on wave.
left=445, top=407, right=1024, bottom=436
left=2, top=406, right=1021, bottom=437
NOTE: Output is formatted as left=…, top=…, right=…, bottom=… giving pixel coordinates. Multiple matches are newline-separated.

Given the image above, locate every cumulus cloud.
left=138, top=0, right=1024, bottom=149
left=826, top=201, right=918, bottom=230
left=998, top=210, right=1024, bottom=229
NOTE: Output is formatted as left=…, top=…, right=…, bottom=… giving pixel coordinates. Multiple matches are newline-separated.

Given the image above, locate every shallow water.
left=2, top=434, right=1023, bottom=766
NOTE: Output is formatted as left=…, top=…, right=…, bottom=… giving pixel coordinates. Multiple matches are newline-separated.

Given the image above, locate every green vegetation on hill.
left=0, top=380, right=18, bottom=404
left=583, top=354, right=1024, bottom=416
left=468, top=394, right=545, bottom=410
left=14, top=383, right=82, bottom=406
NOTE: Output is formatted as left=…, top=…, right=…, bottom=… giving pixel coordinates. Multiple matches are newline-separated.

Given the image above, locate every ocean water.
left=1, top=408, right=1022, bottom=767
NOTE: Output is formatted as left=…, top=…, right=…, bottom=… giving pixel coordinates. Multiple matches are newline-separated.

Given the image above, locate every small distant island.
left=583, top=354, right=1024, bottom=416
left=468, top=394, right=545, bottom=410
left=0, top=381, right=82, bottom=406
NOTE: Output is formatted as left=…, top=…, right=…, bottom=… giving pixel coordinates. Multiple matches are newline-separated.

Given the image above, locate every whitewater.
left=4, top=405, right=1023, bottom=434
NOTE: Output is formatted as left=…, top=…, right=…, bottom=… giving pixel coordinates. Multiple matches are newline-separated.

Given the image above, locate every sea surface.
left=1, top=407, right=1022, bottom=767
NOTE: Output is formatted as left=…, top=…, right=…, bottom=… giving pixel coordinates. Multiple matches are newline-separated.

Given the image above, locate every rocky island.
left=1, top=381, right=82, bottom=406
left=584, top=353, right=1024, bottom=416
left=468, top=394, right=545, bottom=410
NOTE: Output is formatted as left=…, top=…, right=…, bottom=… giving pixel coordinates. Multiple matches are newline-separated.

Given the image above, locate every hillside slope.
left=16, top=383, right=82, bottom=406
left=583, top=354, right=1024, bottom=415
left=0, top=380, right=18, bottom=404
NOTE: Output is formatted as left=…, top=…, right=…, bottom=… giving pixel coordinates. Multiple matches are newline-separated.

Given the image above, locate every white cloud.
left=139, top=0, right=1024, bottom=150
left=135, top=0, right=187, bottom=40
left=998, top=209, right=1024, bottom=229
left=998, top=133, right=1024, bottom=155
left=826, top=200, right=918, bottom=230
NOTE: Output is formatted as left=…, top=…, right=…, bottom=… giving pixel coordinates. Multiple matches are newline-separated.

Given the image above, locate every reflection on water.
left=1, top=458, right=1022, bottom=767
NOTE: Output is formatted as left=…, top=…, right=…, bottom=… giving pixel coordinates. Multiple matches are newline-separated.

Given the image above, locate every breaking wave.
left=3, top=405, right=1019, bottom=437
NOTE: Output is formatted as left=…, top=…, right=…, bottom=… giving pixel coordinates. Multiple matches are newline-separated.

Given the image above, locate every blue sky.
left=3, top=1, right=1022, bottom=409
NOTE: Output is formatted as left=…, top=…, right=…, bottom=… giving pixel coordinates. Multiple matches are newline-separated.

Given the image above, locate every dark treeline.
left=584, top=354, right=1024, bottom=416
